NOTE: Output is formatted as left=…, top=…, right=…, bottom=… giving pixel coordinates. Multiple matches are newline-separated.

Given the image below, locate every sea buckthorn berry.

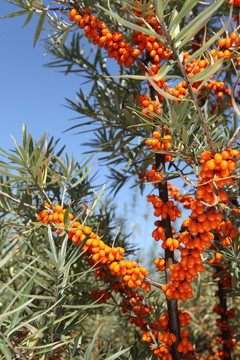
left=70, top=8, right=77, bottom=18
left=201, top=151, right=212, bottom=160
left=214, top=153, right=222, bottom=163
left=55, top=205, right=63, bottom=213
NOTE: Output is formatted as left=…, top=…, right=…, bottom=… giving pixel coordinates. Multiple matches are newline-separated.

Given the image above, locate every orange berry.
left=55, top=205, right=63, bottom=213
left=218, top=38, right=226, bottom=47
left=70, top=8, right=77, bottom=18
left=201, top=151, right=212, bottom=160
left=214, top=153, right=222, bottom=163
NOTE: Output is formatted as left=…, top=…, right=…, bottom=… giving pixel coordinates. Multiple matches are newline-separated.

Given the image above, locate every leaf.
left=153, top=0, right=164, bottom=22
left=7, top=297, right=63, bottom=336
left=85, top=326, right=102, bottom=360
left=189, top=59, right=223, bottom=84
left=0, top=9, right=30, bottom=19
left=71, top=163, right=94, bottom=188
left=71, top=333, right=82, bottom=357
left=33, top=12, right=46, bottom=47
left=169, top=0, right=199, bottom=32
left=58, top=234, right=68, bottom=270
left=22, top=10, right=33, bottom=28
left=10, top=274, right=36, bottom=330
left=174, top=0, right=225, bottom=48
left=181, top=127, right=188, bottom=146
left=48, top=225, right=58, bottom=267
left=185, top=5, right=233, bottom=65
left=56, top=27, right=71, bottom=49
left=91, top=184, right=105, bottom=211
left=0, top=257, right=38, bottom=296
left=0, top=299, right=34, bottom=322
left=231, top=78, right=240, bottom=117
left=105, top=347, right=132, bottom=360
left=0, top=336, right=11, bottom=360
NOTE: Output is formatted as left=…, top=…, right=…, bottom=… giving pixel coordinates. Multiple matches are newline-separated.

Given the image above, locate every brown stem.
left=145, top=276, right=164, bottom=289
left=216, top=266, right=233, bottom=360
left=155, top=152, right=181, bottom=360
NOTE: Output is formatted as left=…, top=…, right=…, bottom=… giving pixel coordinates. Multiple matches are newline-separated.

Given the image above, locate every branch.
left=158, top=18, right=216, bottom=155
left=0, top=190, right=39, bottom=212
left=226, top=125, right=240, bottom=149
left=145, top=276, right=164, bottom=289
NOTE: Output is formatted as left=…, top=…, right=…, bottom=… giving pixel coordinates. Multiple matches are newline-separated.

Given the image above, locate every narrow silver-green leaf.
left=0, top=299, right=34, bottom=322
left=22, top=10, right=33, bottom=28
left=85, top=326, right=102, bottom=360
left=105, top=347, right=132, bottom=360
left=153, top=0, right=164, bottom=22
left=189, top=59, right=223, bottom=84
left=0, top=10, right=30, bottom=19
left=71, top=163, right=94, bottom=188
left=33, top=12, right=46, bottom=47
left=185, top=6, right=233, bottom=65
left=174, top=0, right=225, bottom=48
left=182, top=127, right=188, bottom=146
left=169, top=0, right=199, bottom=31
left=48, top=225, right=58, bottom=267
left=0, top=337, right=11, bottom=360
left=10, top=274, right=36, bottom=330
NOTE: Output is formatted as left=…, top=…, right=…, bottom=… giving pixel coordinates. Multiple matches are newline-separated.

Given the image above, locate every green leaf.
left=72, top=333, right=82, bottom=357
left=7, top=297, right=63, bottom=336
left=182, top=127, right=188, bottom=146
left=10, top=273, right=36, bottom=330
left=85, top=326, right=102, bottom=360
left=22, top=10, right=33, bottom=28
left=0, top=299, right=34, bottom=322
left=169, top=0, right=199, bottom=32
left=91, top=184, right=105, bottom=211
left=0, top=9, right=30, bottom=19
left=48, top=225, right=58, bottom=267
left=0, top=257, right=38, bottom=296
left=0, top=336, right=11, bottom=360
left=105, top=347, right=131, bottom=360
left=189, top=59, right=223, bottom=84
left=33, top=12, right=46, bottom=47
left=58, top=234, right=68, bottom=270
left=71, top=163, right=94, bottom=188
left=174, top=0, right=225, bottom=48
left=185, top=5, right=233, bottom=65
left=153, top=0, right=164, bottom=22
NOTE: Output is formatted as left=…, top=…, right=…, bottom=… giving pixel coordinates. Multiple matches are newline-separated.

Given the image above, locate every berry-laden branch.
left=6, top=0, right=238, bottom=358
left=65, top=2, right=240, bottom=358
left=156, top=151, right=182, bottom=360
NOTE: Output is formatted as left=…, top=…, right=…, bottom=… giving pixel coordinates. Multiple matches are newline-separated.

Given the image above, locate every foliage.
left=1, top=1, right=240, bottom=360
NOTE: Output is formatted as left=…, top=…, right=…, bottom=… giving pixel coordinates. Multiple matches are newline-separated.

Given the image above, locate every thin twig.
left=145, top=276, right=164, bottom=289
left=0, top=190, right=39, bottom=212
left=226, top=125, right=240, bottom=149
left=27, top=167, right=54, bottom=210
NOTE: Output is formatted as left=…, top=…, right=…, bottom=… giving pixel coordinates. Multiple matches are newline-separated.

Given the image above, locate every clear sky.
left=0, top=1, right=185, bottom=258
